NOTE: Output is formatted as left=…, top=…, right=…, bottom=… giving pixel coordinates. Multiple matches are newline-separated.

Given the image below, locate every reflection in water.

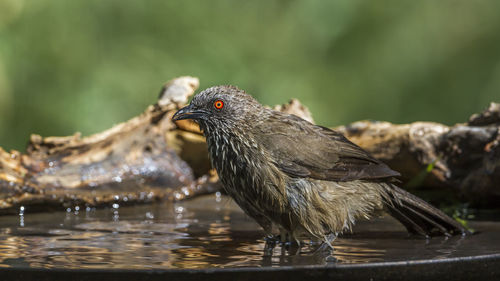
left=332, top=241, right=386, bottom=263
left=0, top=195, right=498, bottom=269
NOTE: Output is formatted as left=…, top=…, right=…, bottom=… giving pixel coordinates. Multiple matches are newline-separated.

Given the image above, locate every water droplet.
left=75, top=206, right=80, bottom=211
left=113, top=176, right=122, bottom=183
left=114, top=195, right=120, bottom=201
left=145, top=212, right=154, bottom=219
left=112, top=203, right=119, bottom=209
left=66, top=208, right=71, bottom=213
left=48, top=161, right=54, bottom=167
left=175, top=206, right=184, bottom=214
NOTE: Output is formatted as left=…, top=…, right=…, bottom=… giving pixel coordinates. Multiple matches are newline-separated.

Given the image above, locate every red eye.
left=214, top=100, right=224, bottom=109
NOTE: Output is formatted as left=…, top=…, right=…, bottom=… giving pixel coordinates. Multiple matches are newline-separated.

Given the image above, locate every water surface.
left=0, top=194, right=499, bottom=269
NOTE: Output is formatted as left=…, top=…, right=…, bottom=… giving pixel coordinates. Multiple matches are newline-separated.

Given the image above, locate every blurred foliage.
left=0, top=0, right=499, bottom=151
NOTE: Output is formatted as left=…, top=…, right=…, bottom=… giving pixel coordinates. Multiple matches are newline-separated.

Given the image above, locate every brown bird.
left=172, top=85, right=468, bottom=247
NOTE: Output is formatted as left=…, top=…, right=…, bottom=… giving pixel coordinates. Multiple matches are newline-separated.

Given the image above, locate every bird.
left=172, top=85, right=469, bottom=247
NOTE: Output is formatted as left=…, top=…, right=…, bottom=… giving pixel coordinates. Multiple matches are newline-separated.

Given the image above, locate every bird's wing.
left=257, top=114, right=400, bottom=181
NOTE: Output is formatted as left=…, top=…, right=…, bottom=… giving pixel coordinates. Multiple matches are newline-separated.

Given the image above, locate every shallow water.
left=0, top=194, right=499, bottom=269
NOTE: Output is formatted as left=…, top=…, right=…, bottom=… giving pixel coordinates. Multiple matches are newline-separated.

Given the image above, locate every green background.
left=1, top=0, right=499, bottom=151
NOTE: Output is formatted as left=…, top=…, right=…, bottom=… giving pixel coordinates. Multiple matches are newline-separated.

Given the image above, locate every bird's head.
left=172, top=85, right=263, bottom=131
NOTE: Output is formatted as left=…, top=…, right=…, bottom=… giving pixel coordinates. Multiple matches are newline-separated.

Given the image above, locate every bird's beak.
left=172, top=104, right=208, bottom=121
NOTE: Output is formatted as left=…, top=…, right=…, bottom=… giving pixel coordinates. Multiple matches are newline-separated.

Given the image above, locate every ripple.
left=0, top=195, right=498, bottom=269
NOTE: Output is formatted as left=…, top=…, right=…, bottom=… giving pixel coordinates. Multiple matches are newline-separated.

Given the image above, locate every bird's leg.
left=263, top=236, right=277, bottom=256
left=312, top=234, right=335, bottom=254
left=289, top=236, right=302, bottom=255
left=257, top=218, right=280, bottom=256
left=261, top=224, right=304, bottom=256
left=279, top=228, right=288, bottom=244
left=318, top=234, right=338, bottom=263
left=264, top=234, right=279, bottom=243
left=295, top=237, right=301, bottom=248
left=323, top=234, right=336, bottom=250
left=277, top=229, right=302, bottom=255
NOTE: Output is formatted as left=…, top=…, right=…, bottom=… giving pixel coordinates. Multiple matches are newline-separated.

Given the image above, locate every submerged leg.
left=275, top=229, right=303, bottom=255
left=290, top=236, right=302, bottom=255
left=322, top=234, right=337, bottom=262
left=263, top=235, right=277, bottom=256
left=323, top=234, right=336, bottom=250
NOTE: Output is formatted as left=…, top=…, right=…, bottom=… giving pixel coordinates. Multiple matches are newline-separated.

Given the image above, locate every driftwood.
left=0, top=77, right=219, bottom=215
left=336, top=104, right=500, bottom=205
left=0, top=76, right=498, bottom=214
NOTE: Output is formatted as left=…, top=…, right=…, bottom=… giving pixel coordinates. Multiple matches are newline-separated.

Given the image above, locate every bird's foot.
left=280, top=240, right=301, bottom=255
left=318, top=234, right=337, bottom=262
left=325, top=255, right=338, bottom=263
left=323, top=234, right=336, bottom=250
left=307, top=241, right=336, bottom=263
left=263, top=234, right=302, bottom=256
left=263, top=235, right=279, bottom=256
left=264, top=234, right=281, bottom=243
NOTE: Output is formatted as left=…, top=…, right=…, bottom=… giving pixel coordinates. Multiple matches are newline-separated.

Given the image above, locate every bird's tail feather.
left=382, top=184, right=470, bottom=237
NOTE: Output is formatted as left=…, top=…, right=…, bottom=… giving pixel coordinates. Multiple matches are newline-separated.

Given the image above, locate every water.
left=0, top=195, right=499, bottom=270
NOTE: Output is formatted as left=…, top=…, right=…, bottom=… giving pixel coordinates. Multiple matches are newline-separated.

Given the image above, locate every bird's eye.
left=213, top=100, right=224, bottom=109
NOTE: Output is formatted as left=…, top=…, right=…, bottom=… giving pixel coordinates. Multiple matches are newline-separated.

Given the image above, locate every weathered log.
left=0, top=77, right=219, bottom=214
left=336, top=103, right=500, bottom=205
left=0, top=76, right=498, bottom=214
